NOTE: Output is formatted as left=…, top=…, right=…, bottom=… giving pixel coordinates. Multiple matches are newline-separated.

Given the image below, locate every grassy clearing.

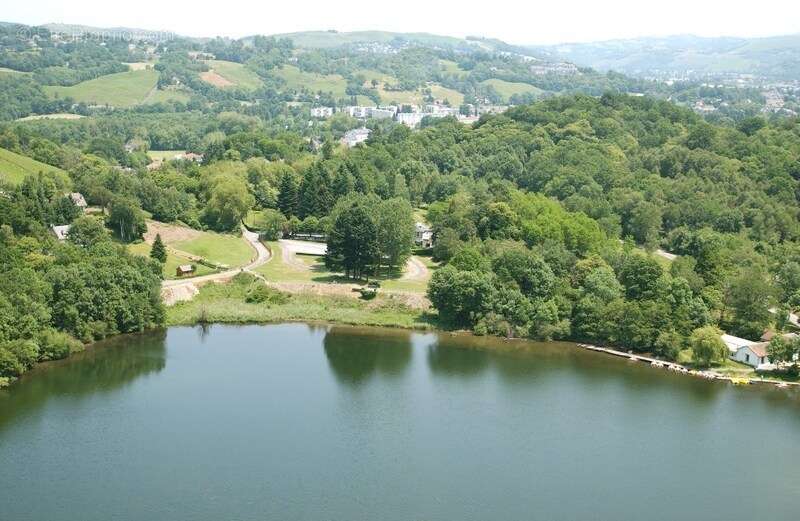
left=378, top=87, right=422, bottom=105
left=166, top=276, right=432, bottom=329
left=439, top=59, right=467, bottom=76
left=174, top=232, right=254, bottom=268
left=16, top=113, right=84, bottom=121
left=127, top=241, right=215, bottom=279
left=429, top=84, right=464, bottom=106
left=145, top=89, right=192, bottom=104
left=0, top=147, right=68, bottom=185
left=204, top=60, right=263, bottom=89
left=256, top=241, right=432, bottom=293
left=147, top=150, right=186, bottom=161
left=45, top=70, right=158, bottom=107
left=274, top=65, right=348, bottom=96
left=481, top=78, right=544, bottom=101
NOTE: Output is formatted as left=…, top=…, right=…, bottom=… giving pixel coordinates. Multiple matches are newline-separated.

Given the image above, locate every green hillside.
left=45, top=69, right=158, bottom=107
left=273, top=65, right=348, bottom=96
left=481, top=79, right=544, bottom=101
left=0, top=147, right=68, bottom=185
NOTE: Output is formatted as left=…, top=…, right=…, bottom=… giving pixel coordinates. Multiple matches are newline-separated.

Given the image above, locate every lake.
left=2, top=324, right=800, bottom=520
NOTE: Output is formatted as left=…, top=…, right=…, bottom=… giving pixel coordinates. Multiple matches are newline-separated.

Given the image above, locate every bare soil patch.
left=144, top=220, right=203, bottom=245
left=200, top=70, right=234, bottom=87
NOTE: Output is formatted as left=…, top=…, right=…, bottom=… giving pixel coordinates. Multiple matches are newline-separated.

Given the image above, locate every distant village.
left=308, top=102, right=510, bottom=147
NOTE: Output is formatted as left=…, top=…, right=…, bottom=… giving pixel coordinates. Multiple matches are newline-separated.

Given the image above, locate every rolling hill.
left=531, top=33, right=800, bottom=79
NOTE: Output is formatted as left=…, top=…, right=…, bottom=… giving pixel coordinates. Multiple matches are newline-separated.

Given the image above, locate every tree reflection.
left=0, top=329, right=167, bottom=432
left=426, top=340, right=490, bottom=377
left=323, top=327, right=412, bottom=386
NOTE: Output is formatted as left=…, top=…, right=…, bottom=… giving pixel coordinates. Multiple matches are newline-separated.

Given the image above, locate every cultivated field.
left=203, top=60, right=263, bottom=89
left=0, top=147, right=68, bottom=185
left=44, top=70, right=159, bottom=107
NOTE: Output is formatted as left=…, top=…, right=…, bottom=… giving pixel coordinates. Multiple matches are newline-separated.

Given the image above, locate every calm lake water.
left=2, top=324, right=800, bottom=520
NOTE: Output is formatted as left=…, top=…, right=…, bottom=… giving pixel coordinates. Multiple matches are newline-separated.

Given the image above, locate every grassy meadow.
left=481, top=79, right=544, bottom=101
left=45, top=70, right=158, bottom=107
left=273, top=65, right=348, bottom=96
left=173, top=232, right=254, bottom=268
left=0, top=147, right=69, bottom=185
left=165, top=275, right=432, bottom=329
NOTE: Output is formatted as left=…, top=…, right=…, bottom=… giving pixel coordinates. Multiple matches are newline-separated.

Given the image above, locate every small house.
left=414, top=222, right=433, bottom=248
left=341, top=127, right=371, bottom=148
left=176, top=264, right=195, bottom=277
left=51, top=224, right=71, bottom=241
left=733, top=343, right=771, bottom=368
left=69, top=192, right=88, bottom=209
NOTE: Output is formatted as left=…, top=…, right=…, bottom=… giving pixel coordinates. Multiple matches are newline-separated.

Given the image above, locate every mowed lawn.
left=0, top=147, right=68, bottom=185
left=481, top=78, right=544, bottom=101
left=173, top=232, right=255, bottom=268
left=273, top=65, right=348, bottom=96
left=204, top=60, right=263, bottom=89
left=45, top=70, right=158, bottom=107
left=127, top=241, right=215, bottom=280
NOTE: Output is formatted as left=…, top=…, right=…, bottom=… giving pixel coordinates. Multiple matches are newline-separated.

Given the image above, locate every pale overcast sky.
left=4, top=0, right=800, bottom=44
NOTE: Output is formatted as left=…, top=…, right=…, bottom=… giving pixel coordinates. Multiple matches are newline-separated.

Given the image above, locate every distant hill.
left=0, top=147, right=68, bottom=185
left=43, top=23, right=176, bottom=39
left=530, top=34, right=800, bottom=79
left=267, top=30, right=475, bottom=50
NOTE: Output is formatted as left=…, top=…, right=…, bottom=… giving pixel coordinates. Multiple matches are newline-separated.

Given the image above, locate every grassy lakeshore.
left=166, top=277, right=434, bottom=330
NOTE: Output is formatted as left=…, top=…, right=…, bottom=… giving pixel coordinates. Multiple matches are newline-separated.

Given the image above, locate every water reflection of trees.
left=0, top=330, right=167, bottom=432
left=426, top=341, right=491, bottom=377
left=323, top=328, right=412, bottom=386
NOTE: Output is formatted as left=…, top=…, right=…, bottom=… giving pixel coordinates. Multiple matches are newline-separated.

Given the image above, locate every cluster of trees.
left=325, top=194, right=415, bottom=279
left=0, top=174, right=164, bottom=385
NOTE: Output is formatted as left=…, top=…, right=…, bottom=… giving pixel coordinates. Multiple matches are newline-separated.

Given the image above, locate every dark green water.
left=2, top=324, right=800, bottom=520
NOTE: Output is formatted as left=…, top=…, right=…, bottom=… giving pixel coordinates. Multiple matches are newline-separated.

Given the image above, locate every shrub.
left=4, top=339, right=39, bottom=370
left=0, top=345, right=25, bottom=377
left=37, top=329, right=83, bottom=361
left=245, top=282, right=290, bottom=304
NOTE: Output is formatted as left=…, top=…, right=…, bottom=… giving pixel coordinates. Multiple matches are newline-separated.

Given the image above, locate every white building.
left=68, top=192, right=87, bottom=209
left=414, top=222, right=433, bottom=248
left=310, top=107, right=335, bottom=118
left=396, top=112, right=426, bottom=128
left=51, top=224, right=71, bottom=241
left=368, top=108, right=395, bottom=120
left=721, top=334, right=759, bottom=356
left=341, top=127, right=371, bottom=147
left=733, top=343, right=771, bottom=368
left=344, top=106, right=372, bottom=119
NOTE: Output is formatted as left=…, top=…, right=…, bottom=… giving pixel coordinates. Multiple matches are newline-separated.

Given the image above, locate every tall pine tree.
left=277, top=172, right=298, bottom=218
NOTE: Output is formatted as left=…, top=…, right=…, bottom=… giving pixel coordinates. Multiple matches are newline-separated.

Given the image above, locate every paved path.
left=161, top=227, right=270, bottom=304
